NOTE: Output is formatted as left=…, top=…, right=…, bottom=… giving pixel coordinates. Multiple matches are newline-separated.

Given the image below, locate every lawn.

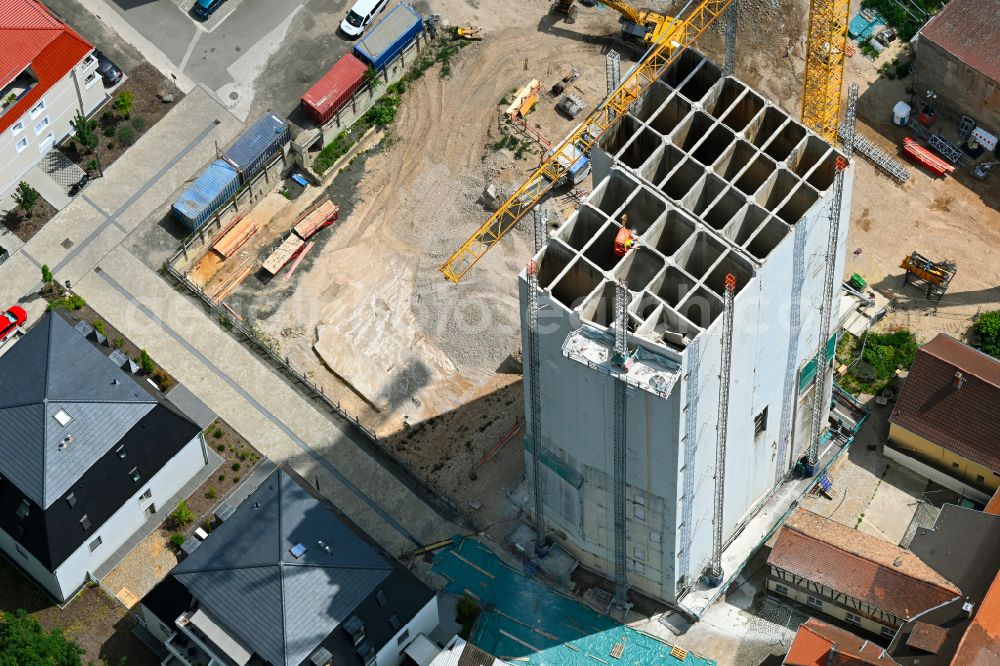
left=836, top=329, right=917, bottom=396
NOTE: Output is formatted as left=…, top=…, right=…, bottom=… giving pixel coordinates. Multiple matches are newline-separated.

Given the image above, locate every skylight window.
left=289, top=543, right=307, bottom=559
left=53, top=409, right=72, bottom=427
left=16, top=500, right=30, bottom=520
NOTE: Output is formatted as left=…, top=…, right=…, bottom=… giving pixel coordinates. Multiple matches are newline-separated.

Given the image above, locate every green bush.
left=41, top=264, right=53, bottom=284
left=206, top=486, right=217, bottom=499
left=93, top=320, right=106, bottom=335
left=113, top=91, right=135, bottom=119
left=130, top=115, right=146, bottom=132
left=0, top=609, right=85, bottom=665
left=113, top=337, right=125, bottom=349
left=231, top=462, right=241, bottom=472
left=213, top=428, right=223, bottom=439
left=362, top=94, right=401, bottom=127
left=313, top=131, right=356, bottom=175
left=103, top=124, right=116, bottom=138
left=13, top=181, right=39, bottom=218
left=976, top=311, right=1000, bottom=358
left=861, top=330, right=917, bottom=379
left=233, top=476, right=240, bottom=483
left=170, top=500, right=194, bottom=527
left=71, top=111, right=98, bottom=151
left=139, top=349, right=155, bottom=374
left=169, top=532, right=186, bottom=549
left=46, top=294, right=86, bottom=312
left=116, top=123, right=136, bottom=146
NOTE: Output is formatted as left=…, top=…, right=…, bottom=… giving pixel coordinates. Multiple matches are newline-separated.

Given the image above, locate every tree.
left=112, top=91, right=134, bottom=120
left=70, top=112, right=97, bottom=152
left=976, top=310, right=1000, bottom=359
left=12, top=182, right=39, bottom=218
left=138, top=349, right=155, bottom=375
left=169, top=500, right=194, bottom=529
left=41, top=265, right=53, bottom=284
left=0, top=610, right=84, bottom=666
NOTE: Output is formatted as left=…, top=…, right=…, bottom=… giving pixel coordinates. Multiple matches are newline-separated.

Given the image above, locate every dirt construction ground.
left=233, top=0, right=1000, bottom=527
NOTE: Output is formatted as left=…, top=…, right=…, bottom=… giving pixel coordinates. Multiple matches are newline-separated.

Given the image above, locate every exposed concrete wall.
left=887, top=424, right=996, bottom=502
left=913, top=36, right=1000, bottom=135
left=522, top=49, right=850, bottom=604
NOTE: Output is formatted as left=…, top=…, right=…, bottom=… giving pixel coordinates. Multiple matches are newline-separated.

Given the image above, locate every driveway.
left=49, top=0, right=357, bottom=121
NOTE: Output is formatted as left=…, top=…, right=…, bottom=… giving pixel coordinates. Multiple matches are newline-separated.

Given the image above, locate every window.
left=117, top=446, right=127, bottom=459
left=649, top=531, right=661, bottom=544
left=845, top=612, right=862, bottom=625
left=84, top=72, right=99, bottom=88
left=774, top=583, right=788, bottom=595
left=15, top=137, right=28, bottom=153
left=634, top=505, right=645, bottom=521
left=80, top=515, right=91, bottom=531
left=633, top=561, right=645, bottom=574
left=388, top=614, right=401, bottom=631
left=395, top=628, right=409, bottom=646
left=130, top=467, right=140, bottom=482
left=29, top=99, right=45, bottom=118
left=34, top=116, right=49, bottom=135
left=881, top=626, right=896, bottom=639
left=952, top=462, right=960, bottom=469
left=977, top=475, right=985, bottom=483
left=754, top=407, right=768, bottom=435
left=375, top=590, right=388, bottom=607
left=140, top=489, right=152, bottom=503
left=633, top=493, right=645, bottom=506
left=806, top=596, right=823, bottom=610
left=633, top=546, right=645, bottom=561
left=10, top=120, right=24, bottom=135
left=16, top=500, right=30, bottom=519
left=66, top=493, right=77, bottom=508
left=89, top=536, right=102, bottom=552
left=54, top=409, right=72, bottom=426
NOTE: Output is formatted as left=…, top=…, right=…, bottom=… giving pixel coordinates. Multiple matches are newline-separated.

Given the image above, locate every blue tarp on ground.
left=849, top=12, right=886, bottom=40
left=432, top=538, right=716, bottom=666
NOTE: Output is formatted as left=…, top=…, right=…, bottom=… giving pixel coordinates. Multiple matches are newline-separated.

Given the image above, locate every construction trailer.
left=520, top=49, right=852, bottom=606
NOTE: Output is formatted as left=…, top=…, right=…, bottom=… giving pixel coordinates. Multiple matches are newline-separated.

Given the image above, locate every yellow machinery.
left=555, top=0, right=675, bottom=45
left=800, top=0, right=850, bottom=142
left=900, top=251, right=957, bottom=300
left=454, top=26, right=483, bottom=41
left=440, top=0, right=735, bottom=282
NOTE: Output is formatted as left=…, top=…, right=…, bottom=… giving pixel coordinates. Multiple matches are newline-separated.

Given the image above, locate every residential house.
left=767, top=509, right=961, bottom=640
left=784, top=618, right=899, bottom=666
left=140, top=466, right=439, bottom=666
left=887, top=334, right=1000, bottom=503
left=0, top=310, right=210, bottom=602
left=1, top=0, right=108, bottom=200
left=888, top=504, right=1000, bottom=665
left=425, top=636, right=506, bottom=666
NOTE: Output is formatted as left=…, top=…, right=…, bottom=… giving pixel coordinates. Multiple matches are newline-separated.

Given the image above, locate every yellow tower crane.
left=440, top=0, right=735, bottom=283
left=800, top=0, right=850, bottom=142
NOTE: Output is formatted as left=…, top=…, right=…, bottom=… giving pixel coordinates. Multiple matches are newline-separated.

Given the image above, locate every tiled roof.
left=952, top=568, right=1000, bottom=665
left=906, top=623, right=947, bottom=654
left=920, top=0, right=1000, bottom=85
left=769, top=509, right=961, bottom=620
left=0, top=0, right=92, bottom=133
left=986, top=487, right=1000, bottom=516
left=889, top=334, right=1000, bottom=473
left=785, top=619, right=898, bottom=666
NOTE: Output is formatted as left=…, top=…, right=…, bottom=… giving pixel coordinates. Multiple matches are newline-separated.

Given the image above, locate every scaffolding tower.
left=612, top=279, right=629, bottom=605
left=527, top=261, right=546, bottom=547
left=807, top=82, right=857, bottom=466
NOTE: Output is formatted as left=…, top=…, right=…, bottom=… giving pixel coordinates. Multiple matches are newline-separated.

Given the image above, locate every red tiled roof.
left=906, top=622, right=948, bottom=654
left=0, top=0, right=93, bottom=133
left=785, top=619, right=899, bottom=666
left=889, top=335, right=1000, bottom=473
left=920, top=0, right=1000, bottom=85
left=986, top=487, right=1000, bottom=516
left=952, top=569, right=1000, bottom=665
left=768, top=509, right=961, bottom=621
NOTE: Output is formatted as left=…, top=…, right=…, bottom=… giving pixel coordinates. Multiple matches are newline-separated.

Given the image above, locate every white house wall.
left=376, top=595, right=440, bottom=666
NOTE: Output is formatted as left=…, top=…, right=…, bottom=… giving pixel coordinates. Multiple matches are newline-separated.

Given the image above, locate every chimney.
left=953, top=371, right=965, bottom=389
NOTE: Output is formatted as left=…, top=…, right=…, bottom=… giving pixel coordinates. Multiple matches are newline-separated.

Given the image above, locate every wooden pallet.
left=293, top=198, right=339, bottom=240
left=212, top=213, right=260, bottom=258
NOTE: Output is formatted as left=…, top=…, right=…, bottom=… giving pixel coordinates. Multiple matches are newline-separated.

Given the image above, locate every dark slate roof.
left=889, top=334, right=1000, bottom=472
left=158, top=467, right=432, bottom=666
left=888, top=505, right=1000, bottom=665
left=920, top=0, right=1000, bottom=85
left=0, top=311, right=158, bottom=508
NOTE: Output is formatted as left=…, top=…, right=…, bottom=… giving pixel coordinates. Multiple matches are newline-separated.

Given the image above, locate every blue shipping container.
left=354, top=4, right=423, bottom=71
left=223, top=114, right=290, bottom=184
left=171, top=160, right=240, bottom=231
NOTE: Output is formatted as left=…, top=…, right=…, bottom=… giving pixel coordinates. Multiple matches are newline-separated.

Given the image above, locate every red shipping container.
left=301, top=53, right=368, bottom=125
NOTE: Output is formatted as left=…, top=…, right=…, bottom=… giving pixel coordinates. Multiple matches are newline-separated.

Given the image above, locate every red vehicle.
left=0, top=306, right=27, bottom=346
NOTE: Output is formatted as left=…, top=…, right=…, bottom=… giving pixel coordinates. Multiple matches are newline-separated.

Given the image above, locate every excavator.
left=555, top=0, right=677, bottom=46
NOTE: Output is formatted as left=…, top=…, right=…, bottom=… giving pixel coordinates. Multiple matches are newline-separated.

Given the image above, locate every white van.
left=341, top=0, right=391, bottom=38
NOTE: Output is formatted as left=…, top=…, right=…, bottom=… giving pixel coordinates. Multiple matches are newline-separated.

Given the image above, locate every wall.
left=886, top=424, right=996, bottom=502
left=0, top=521, right=63, bottom=600
left=376, top=595, right=439, bottom=666
left=140, top=602, right=177, bottom=645
left=0, top=51, right=106, bottom=197
left=49, top=433, right=207, bottom=601
left=913, top=36, right=1000, bottom=137
left=767, top=570, right=900, bottom=639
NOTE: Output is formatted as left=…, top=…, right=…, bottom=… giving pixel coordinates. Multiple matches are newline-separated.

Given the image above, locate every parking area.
left=52, top=0, right=360, bottom=120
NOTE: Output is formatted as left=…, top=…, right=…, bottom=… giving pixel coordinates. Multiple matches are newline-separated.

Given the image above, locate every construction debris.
left=505, top=79, right=540, bottom=118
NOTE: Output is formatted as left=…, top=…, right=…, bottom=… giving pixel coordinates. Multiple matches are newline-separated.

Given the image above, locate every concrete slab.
left=166, top=383, right=218, bottom=429
left=858, top=464, right=926, bottom=544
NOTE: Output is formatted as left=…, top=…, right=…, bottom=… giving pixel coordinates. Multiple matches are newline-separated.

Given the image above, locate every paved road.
left=0, top=87, right=457, bottom=560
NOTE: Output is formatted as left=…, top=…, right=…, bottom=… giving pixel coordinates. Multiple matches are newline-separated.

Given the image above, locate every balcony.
left=165, top=631, right=215, bottom=666
left=0, top=68, right=39, bottom=118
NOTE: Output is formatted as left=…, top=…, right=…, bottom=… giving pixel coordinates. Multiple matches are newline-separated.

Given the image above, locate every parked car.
left=0, top=306, right=27, bottom=347
left=192, top=0, right=225, bottom=20
left=340, top=0, right=390, bottom=38
left=93, top=50, right=122, bottom=86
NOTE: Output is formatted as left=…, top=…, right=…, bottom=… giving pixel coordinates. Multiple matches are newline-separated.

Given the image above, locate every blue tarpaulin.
left=849, top=12, right=886, bottom=40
